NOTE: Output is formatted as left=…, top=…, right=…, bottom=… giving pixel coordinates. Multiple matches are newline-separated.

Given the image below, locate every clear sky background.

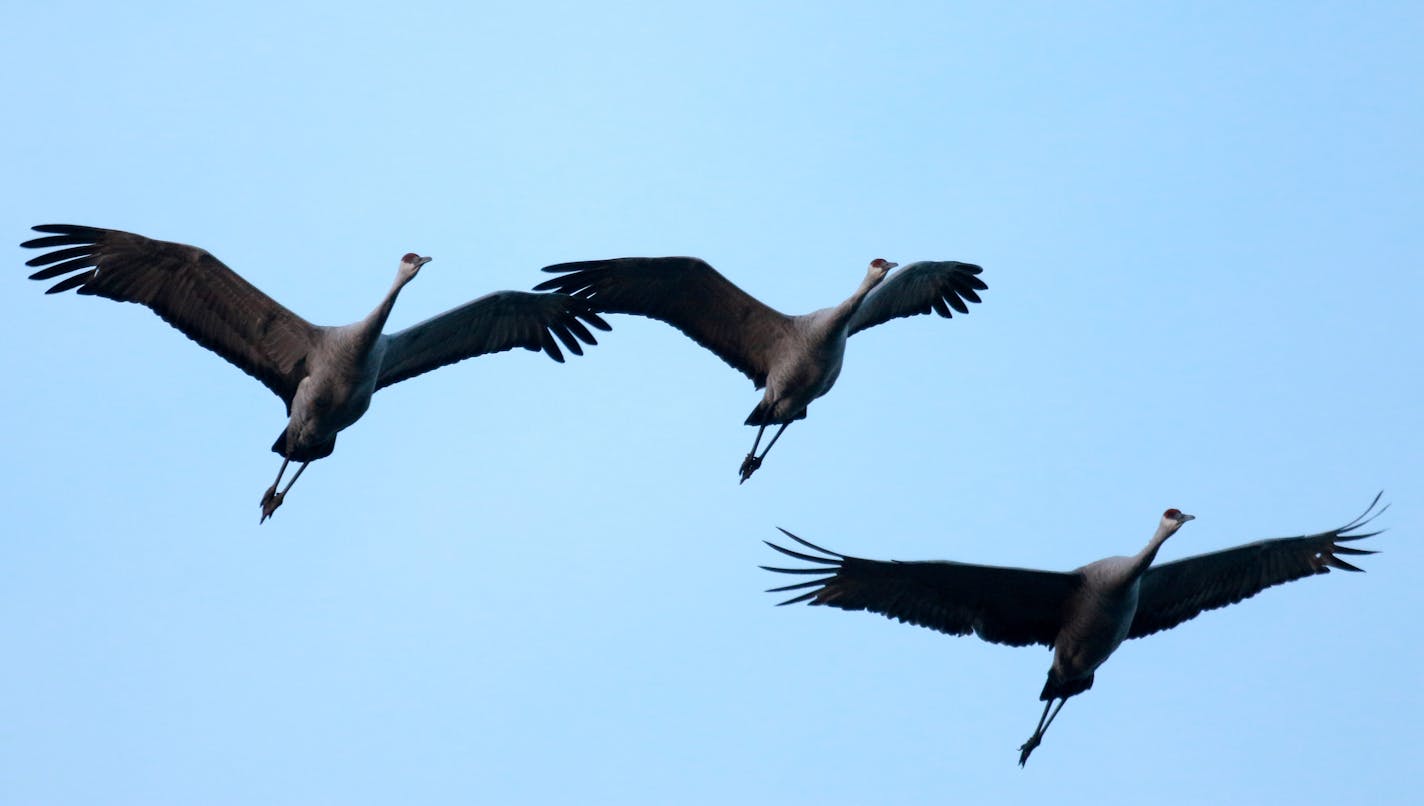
left=2, top=2, right=1420, bottom=804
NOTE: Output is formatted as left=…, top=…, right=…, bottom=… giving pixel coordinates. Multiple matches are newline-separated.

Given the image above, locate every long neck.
left=827, top=270, right=883, bottom=329
left=352, top=273, right=410, bottom=353
left=1125, top=522, right=1176, bottom=579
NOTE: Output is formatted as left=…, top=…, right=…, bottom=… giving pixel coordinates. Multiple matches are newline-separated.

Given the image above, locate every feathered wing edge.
left=22, top=224, right=319, bottom=405
left=375, top=291, right=612, bottom=389
left=761, top=528, right=849, bottom=605
left=534, top=257, right=794, bottom=387
left=1127, top=492, right=1387, bottom=640
left=847, top=260, right=988, bottom=335
left=761, top=528, right=1076, bottom=648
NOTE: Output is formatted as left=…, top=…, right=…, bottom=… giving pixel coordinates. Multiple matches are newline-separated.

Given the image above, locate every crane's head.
left=867, top=258, right=898, bottom=283
left=398, top=252, right=432, bottom=283
left=1161, top=508, right=1195, bottom=534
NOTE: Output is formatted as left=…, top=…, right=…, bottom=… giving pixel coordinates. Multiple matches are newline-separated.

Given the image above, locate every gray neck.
left=1126, top=522, right=1176, bottom=579
left=827, top=270, right=882, bottom=330
left=353, top=273, right=410, bottom=353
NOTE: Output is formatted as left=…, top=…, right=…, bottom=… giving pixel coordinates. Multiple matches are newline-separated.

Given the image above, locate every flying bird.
left=535, top=256, right=985, bottom=483
left=22, top=224, right=610, bottom=522
left=762, top=494, right=1385, bottom=765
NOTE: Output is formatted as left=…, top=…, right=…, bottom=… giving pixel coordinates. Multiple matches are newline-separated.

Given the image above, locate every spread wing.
left=534, top=257, right=794, bottom=388
left=376, top=291, right=610, bottom=389
left=763, top=529, right=1078, bottom=648
left=22, top=224, right=319, bottom=406
left=848, top=260, right=987, bottom=336
left=1128, top=493, right=1386, bottom=639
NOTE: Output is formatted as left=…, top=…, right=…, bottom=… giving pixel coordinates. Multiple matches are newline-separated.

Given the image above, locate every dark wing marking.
left=763, top=529, right=1078, bottom=648
left=848, top=261, right=987, bottom=336
left=1129, top=493, right=1386, bottom=639
left=22, top=224, right=319, bottom=405
left=535, top=257, right=793, bottom=388
left=376, top=291, right=610, bottom=388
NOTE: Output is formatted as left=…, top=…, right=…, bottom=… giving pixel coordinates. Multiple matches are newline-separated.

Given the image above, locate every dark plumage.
left=535, top=256, right=985, bottom=482
left=763, top=494, right=1385, bottom=765
left=23, top=224, right=610, bottom=521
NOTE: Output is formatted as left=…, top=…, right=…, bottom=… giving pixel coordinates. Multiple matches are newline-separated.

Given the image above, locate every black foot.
left=1017, top=735, right=1041, bottom=767
left=738, top=453, right=762, bottom=484
left=260, top=485, right=284, bottom=524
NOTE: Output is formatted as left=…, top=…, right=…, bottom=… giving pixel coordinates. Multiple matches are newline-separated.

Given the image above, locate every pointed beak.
left=416, top=256, right=433, bottom=267
left=1178, top=513, right=1196, bottom=523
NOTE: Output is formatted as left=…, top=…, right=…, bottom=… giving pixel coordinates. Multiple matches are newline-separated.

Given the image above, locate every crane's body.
left=535, top=256, right=986, bottom=482
left=1049, top=546, right=1169, bottom=694
left=23, top=224, right=610, bottom=521
left=273, top=265, right=415, bottom=465
left=1051, top=561, right=1140, bottom=691
left=748, top=277, right=873, bottom=426
left=762, top=496, right=1384, bottom=765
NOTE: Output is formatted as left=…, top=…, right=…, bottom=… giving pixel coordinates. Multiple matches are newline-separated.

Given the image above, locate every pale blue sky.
left=2, top=2, right=1420, bottom=804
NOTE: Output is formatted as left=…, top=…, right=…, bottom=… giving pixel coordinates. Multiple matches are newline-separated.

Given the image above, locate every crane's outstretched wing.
left=22, top=224, right=319, bottom=406
left=376, top=291, right=610, bottom=388
left=534, top=257, right=794, bottom=388
left=1128, top=493, right=1386, bottom=639
left=847, top=261, right=987, bottom=336
left=763, top=529, right=1079, bottom=648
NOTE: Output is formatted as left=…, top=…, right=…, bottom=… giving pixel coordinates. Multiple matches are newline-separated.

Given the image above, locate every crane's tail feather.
left=744, top=408, right=809, bottom=426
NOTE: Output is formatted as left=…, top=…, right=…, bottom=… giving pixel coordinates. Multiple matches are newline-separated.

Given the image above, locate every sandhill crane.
left=22, top=224, right=611, bottom=522
left=762, top=494, right=1385, bottom=765
left=534, top=256, right=986, bottom=483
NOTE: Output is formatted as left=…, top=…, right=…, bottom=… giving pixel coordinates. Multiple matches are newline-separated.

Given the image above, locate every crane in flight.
left=762, top=494, right=1385, bottom=765
left=535, top=256, right=986, bottom=483
left=23, top=224, right=610, bottom=522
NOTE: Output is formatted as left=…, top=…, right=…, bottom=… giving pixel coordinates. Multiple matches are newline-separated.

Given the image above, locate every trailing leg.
left=739, top=423, right=769, bottom=482
left=260, top=459, right=308, bottom=523
left=740, top=422, right=790, bottom=483
left=1018, top=697, right=1066, bottom=767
